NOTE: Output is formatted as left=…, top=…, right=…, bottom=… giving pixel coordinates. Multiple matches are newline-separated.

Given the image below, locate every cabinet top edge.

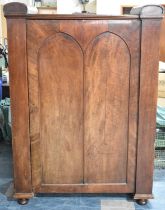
left=5, top=14, right=164, bottom=20
left=3, top=2, right=164, bottom=20
left=5, top=14, right=140, bottom=20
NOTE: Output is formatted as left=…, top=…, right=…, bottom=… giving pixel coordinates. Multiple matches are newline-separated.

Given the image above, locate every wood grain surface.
left=135, top=19, right=162, bottom=198
left=4, top=2, right=163, bottom=200
left=27, top=19, right=140, bottom=192
left=39, top=33, right=84, bottom=184
left=84, top=32, right=130, bottom=183
left=6, top=18, right=32, bottom=194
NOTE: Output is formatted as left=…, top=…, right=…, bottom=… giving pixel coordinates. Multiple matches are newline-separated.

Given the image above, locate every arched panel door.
left=84, top=32, right=131, bottom=185
left=28, top=20, right=139, bottom=193
left=38, top=33, right=84, bottom=184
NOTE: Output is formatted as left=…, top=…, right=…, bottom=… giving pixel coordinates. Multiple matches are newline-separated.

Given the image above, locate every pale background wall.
left=57, top=0, right=96, bottom=14
left=57, top=0, right=165, bottom=14
left=1, top=0, right=165, bottom=13
left=97, top=0, right=165, bottom=15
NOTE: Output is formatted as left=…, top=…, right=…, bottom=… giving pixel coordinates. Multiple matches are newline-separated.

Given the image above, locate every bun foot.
left=17, top=198, right=29, bottom=205
left=137, top=199, right=148, bottom=205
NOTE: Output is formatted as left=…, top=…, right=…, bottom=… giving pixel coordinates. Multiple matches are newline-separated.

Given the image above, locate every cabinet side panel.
left=39, top=33, right=84, bottom=184
left=84, top=32, right=130, bottom=183
left=7, top=19, right=32, bottom=193
left=136, top=19, right=161, bottom=196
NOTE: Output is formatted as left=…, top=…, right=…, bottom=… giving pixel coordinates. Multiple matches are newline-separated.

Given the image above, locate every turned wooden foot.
left=17, top=198, right=29, bottom=205
left=137, top=199, right=148, bottom=205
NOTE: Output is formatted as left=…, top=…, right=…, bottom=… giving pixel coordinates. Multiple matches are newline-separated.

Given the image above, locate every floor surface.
left=0, top=141, right=165, bottom=210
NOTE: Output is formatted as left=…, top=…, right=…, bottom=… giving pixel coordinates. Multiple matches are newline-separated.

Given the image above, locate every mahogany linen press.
left=3, top=2, right=164, bottom=205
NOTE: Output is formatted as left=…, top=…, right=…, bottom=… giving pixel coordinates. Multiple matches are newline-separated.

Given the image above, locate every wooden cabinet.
left=4, top=3, right=164, bottom=205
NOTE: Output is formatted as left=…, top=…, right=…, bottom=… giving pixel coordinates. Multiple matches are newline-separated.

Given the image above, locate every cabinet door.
left=84, top=32, right=130, bottom=184
left=28, top=21, right=84, bottom=187
left=27, top=19, right=140, bottom=193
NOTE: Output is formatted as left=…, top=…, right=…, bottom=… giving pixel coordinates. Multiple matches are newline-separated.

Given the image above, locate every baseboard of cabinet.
left=13, top=192, right=34, bottom=199
left=134, top=193, right=154, bottom=200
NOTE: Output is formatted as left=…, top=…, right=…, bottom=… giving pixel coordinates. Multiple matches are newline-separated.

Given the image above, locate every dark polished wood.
left=3, top=2, right=27, bottom=15
left=134, top=18, right=161, bottom=200
left=5, top=14, right=32, bottom=195
left=4, top=2, right=163, bottom=204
